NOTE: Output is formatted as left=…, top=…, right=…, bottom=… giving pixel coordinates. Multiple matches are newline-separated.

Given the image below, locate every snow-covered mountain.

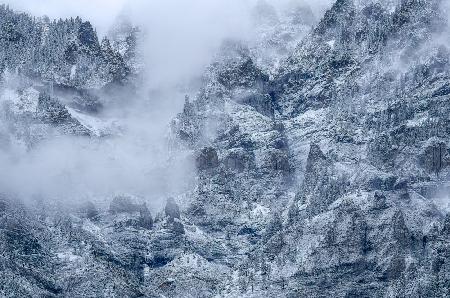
left=0, top=0, right=449, bottom=297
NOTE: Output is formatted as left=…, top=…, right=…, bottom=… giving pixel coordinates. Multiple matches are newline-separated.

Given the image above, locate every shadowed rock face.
left=239, top=93, right=275, bottom=118
left=79, top=201, right=99, bottom=220
left=165, top=198, right=181, bottom=221
left=196, top=147, right=219, bottom=171
left=1, top=0, right=450, bottom=297
left=295, top=143, right=349, bottom=217
left=109, top=196, right=141, bottom=214
left=109, top=196, right=154, bottom=230
left=419, top=138, right=448, bottom=176
left=139, top=206, right=154, bottom=230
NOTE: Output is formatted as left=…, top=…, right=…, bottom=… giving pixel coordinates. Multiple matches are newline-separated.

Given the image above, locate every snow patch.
left=70, top=65, right=77, bottom=80
left=57, top=249, right=82, bottom=262
left=326, top=39, right=335, bottom=49
left=406, top=114, right=428, bottom=128
left=250, top=203, right=270, bottom=219
left=82, top=220, right=101, bottom=234
left=67, top=107, right=121, bottom=137
left=433, top=195, right=450, bottom=214
left=185, top=224, right=208, bottom=241
left=1, top=87, right=39, bottom=114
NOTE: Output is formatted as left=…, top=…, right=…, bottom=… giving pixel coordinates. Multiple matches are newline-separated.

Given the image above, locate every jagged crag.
left=0, top=1, right=449, bottom=297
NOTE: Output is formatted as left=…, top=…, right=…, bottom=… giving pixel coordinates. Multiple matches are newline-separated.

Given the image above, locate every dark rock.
left=265, top=149, right=291, bottom=172
left=419, top=138, right=447, bottom=176
left=0, top=199, right=8, bottom=212
left=238, top=227, right=257, bottom=236
left=239, top=93, right=274, bottom=117
left=138, top=204, right=153, bottom=229
left=196, top=147, right=219, bottom=170
left=391, top=210, right=410, bottom=247
left=165, top=198, right=181, bottom=220
left=393, top=178, right=408, bottom=190
left=224, top=149, right=254, bottom=172
left=382, top=255, right=406, bottom=281
left=296, top=143, right=349, bottom=216
left=371, top=192, right=388, bottom=210
left=109, top=195, right=140, bottom=214
left=367, top=175, right=397, bottom=191
left=79, top=201, right=99, bottom=220
left=269, top=136, right=289, bottom=150
left=170, top=220, right=185, bottom=235
left=187, top=204, right=207, bottom=217
left=443, top=214, right=450, bottom=235
left=37, top=93, right=72, bottom=124
left=70, top=93, right=103, bottom=114
left=146, top=255, right=173, bottom=269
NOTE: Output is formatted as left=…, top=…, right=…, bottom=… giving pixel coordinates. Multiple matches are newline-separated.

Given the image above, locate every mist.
left=0, top=0, right=335, bottom=208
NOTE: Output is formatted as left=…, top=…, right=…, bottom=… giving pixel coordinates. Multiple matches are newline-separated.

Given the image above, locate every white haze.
left=7, top=0, right=127, bottom=36
left=0, top=0, right=334, bottom=207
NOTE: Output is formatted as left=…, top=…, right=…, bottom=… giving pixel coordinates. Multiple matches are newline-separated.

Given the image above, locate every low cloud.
left=0, top=0, right=335, bottom=207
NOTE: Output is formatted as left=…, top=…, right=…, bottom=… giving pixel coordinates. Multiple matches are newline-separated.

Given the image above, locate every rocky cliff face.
left=1, top=0, right=449, bottom=297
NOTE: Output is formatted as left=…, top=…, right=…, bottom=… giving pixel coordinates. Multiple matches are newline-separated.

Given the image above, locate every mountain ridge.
left=1, top=0, right=450, bottom=297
